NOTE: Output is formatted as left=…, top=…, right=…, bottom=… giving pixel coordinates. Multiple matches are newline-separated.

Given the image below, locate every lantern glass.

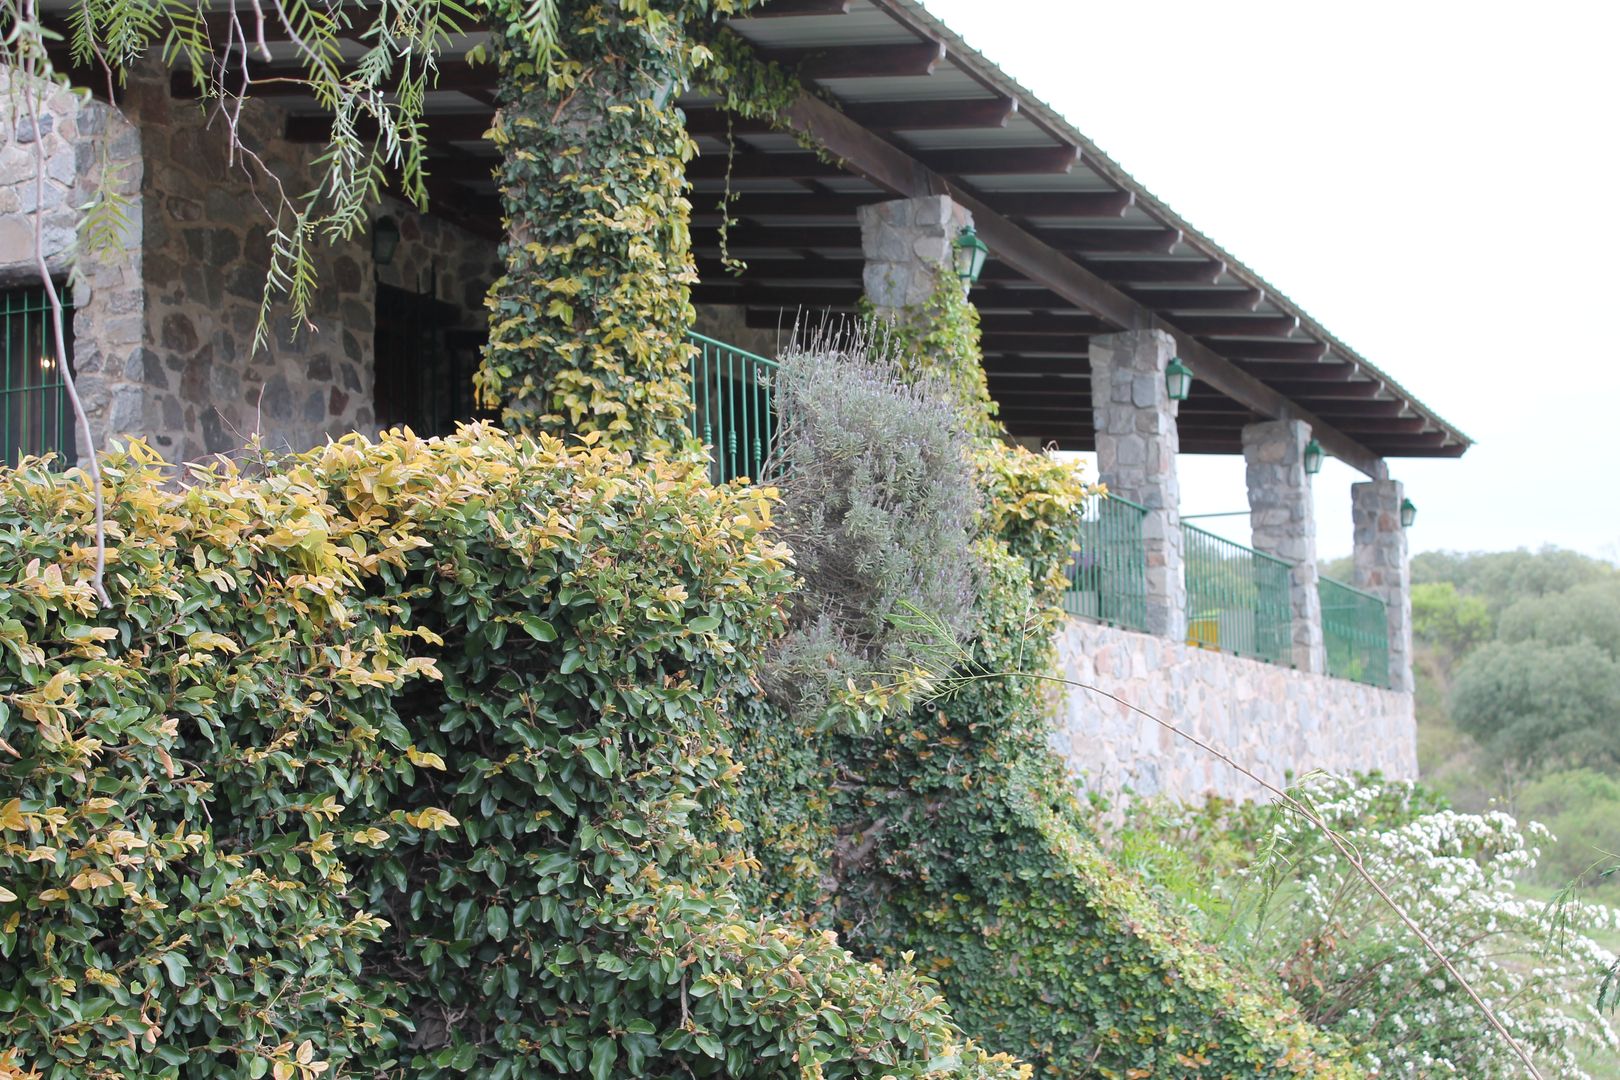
left=1165, top=357, right=1193, bottom=402
left=372, top=216, right=401, bottom=268
left=953, top=225, right=988, bottom=285
left=1303, top=438, right=1324, bottom=475
left=1400, top=498, right=1417, bottom=528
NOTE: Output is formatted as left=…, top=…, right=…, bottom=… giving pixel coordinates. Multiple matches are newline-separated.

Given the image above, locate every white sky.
left=919, top=0, right=1620, bottom=562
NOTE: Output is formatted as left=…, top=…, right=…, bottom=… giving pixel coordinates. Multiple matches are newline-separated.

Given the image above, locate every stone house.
left=0, top=0, right=1471, bottom=802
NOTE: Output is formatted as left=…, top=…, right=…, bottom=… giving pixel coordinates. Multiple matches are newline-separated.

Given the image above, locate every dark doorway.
left=373, top=283, right=489, bottom=436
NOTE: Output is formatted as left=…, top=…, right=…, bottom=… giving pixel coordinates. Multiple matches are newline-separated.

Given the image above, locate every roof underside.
left=143, top=0, right=1471, bottom=462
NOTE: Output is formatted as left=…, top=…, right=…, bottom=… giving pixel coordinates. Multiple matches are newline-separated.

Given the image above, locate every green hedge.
left=0, top=428, right=1026, bottom=1080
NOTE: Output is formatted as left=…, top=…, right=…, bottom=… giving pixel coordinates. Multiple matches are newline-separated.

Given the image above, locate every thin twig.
left=20, top=4, right=109, bottom=608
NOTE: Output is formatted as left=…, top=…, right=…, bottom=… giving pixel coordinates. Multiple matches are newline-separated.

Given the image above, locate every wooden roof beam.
left=686, top=97, right=1017, bottom=135
left=779, top=88, right=1386, bottom=476
left=1124, top=287, right=1264, bottom=311
left=763, top=41, right=946, bottom=79
left=742, top=0, right=852, bottom=15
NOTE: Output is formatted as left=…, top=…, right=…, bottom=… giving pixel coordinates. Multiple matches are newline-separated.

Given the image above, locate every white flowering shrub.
left=1118, top=775, right=1620, bottom=1077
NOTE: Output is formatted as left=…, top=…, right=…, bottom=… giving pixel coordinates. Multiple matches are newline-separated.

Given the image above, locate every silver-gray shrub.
left=764, top=328, right=979, bottom=728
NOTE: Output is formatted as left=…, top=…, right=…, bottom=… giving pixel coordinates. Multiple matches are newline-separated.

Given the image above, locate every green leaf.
left=516, top=614, right=556, bottom=642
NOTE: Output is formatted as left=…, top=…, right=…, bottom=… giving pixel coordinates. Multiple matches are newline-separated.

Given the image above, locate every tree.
left=1411, top=581, right=1492, bottom=659
left=1450, top=639, right=1620, bottom=773
left=1497, top=578, right=1620, bottom=662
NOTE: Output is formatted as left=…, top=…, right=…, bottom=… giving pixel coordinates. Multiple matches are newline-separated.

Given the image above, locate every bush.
left=0, top=429, right=1030, bottom=1080
left=1117, top=776, right=1620, bottom=1078
left=743, top=419, right=1359, bottom=1076
left=1450, top=639, right=1620, bottom=772
left=1516, top=768, right=1620, bottom=896
left=764, top=336, right=979, bottom=729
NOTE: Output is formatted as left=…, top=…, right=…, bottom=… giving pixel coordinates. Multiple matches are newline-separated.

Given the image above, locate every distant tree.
left=1411, top=581, right=1492, bottom=659
left=1497, top=579, right=1620, bottom=663
left=1450, top=639, right=1620, bottom=773
left=1412, top=548, right=1617, bottom=615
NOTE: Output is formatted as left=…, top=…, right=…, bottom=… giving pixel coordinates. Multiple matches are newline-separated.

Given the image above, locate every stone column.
left=1242, top=419, right=1325, bottom=672
left=857, top=194, right=973, bottom=317
left=1352, top=478, right=1414, bottom=692
left=1089, top=329, right=1185, bottom=641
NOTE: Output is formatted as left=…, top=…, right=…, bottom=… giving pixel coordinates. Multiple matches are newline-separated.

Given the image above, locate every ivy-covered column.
left=857, top=195, right=998, bottom=433
left=479, top=6, right=702, bottom=456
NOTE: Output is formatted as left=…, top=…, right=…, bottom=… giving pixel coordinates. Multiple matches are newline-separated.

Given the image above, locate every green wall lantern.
left=1165, top=356, right=1193, bottom=402
left=953, top=224, right=989, bottom=286
left=1400, top=497, right=1417, bottom=528
left=1302, top=438, right=1324, bottom=475
left=372, top=216, right=401, bottom=268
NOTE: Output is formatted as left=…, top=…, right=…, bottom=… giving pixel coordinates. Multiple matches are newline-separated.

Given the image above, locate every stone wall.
left=1051, top=616, right=1416, bottom=803
left=115, top=68, right=498, bottom=462
left=692, top=303, right=780, bottom=359
left=3, top=64, right=499, bottom=465
left=0, top=70, right=145, bottom=465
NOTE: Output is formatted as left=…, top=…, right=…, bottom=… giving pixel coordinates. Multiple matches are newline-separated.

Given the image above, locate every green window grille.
left=1, top=285, right=75, bottom=468
left=1317, top=575, right=1391, bottom=687
left=1063, top=492, right=1150, bottom=632
left=686, top=331, right=777, bottom=485
left=1183, top=522, right=1293, bottom=666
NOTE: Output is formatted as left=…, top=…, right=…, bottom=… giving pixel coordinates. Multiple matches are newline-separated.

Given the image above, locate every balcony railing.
left=686, top=331, right=777, bottom=485
left=3, top=286, right=75, bottom=468
left=1183, top=523, right=1293, bottom=665
left=1063, top=493, right=1150, bottom=632
left=1318, top=575, right=1391, bottom=687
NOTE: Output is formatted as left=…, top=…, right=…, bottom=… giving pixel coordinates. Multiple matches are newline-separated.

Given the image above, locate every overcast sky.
left=919, top=0, right=1620, bottom=562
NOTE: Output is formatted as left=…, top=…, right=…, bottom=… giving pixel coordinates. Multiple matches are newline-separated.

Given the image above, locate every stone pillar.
left=857, top=194, right=972, bottom=316
left=1352, top=478, right=1414, bottom=692
left=1089, top=329, right=1185, bottom=641
left=1242, top=419, right=1325, bottom=672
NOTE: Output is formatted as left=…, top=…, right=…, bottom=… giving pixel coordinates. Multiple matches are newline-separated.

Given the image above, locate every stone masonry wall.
left=0, top=71, right=145, bottom=465
left=112, top=66, right=498, bottom=462
left=1052, top=617, right=1416, bottom=803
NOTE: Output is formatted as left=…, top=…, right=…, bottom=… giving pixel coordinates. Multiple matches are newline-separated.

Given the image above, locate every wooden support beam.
left=1304, top=400, right=1408, bottom=418
left=1200, top=338, right=1330, bottom=361
left=685, top=97, right=1017, bottom=135
left=687, top=192, right=881, bottom=216
left=697, top=258, right=860, bottom=283
left=1270, top=379, right=1385, bottom=399
left=1329, top=417, right=1435, bottom=435
left=1036, top=226, right=1180, bottom=254
left=1170, top=314, right=1300, bottom=337
left=994, top=191, right=1135, bottom=218
left=686, top=153, right=845, bottom=181
left=286, top=113, right=495, bottom=144
left=691, top=223, right=861, bottom=248
left=742, top=0, right=852, bottom=15
left=777, top=89, right=1386, bottom=476
left=913, top=146, right=1081, bottom=175
left=977, top=313, right=1110, bottom=335
left=1229, top=360, right=1355, bottom=382
left=1125, top=287, right=1264, bottom=311
left=172, top=59, right=496, bottom=99
left=1078, top=259, right=1226, bottom=284
left=763, top=41, right=946, bottom=80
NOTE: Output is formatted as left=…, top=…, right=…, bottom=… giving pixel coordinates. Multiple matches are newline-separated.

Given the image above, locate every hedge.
left=0, top=428, right=1025, bottom=1080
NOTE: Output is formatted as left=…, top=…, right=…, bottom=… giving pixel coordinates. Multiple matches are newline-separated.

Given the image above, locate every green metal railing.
left=686, top=331, right=777, bottom=484
left=2, top=286, right=74, bottom=468
left=1318, top=575, right=1391, bottom=687
left=1063, top=493, right=1150, bottom=631
left=1183, top=522, right=1292, bottom=665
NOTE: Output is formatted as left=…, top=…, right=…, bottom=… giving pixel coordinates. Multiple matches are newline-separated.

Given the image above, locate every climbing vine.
left=476, top=3, right=821, bottom=455
left=860, top=276, right=1001, bottom=438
